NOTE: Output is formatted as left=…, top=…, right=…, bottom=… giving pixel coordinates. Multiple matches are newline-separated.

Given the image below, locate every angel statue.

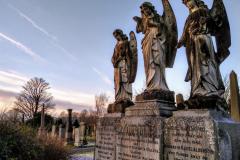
left=107, top=29, right=138, bottom=113
left=133, top=0, right=178, bottom=101
left=178, top=0, right=231, bottom=109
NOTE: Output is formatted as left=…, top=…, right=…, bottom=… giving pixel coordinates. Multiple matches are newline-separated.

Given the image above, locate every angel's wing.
left=128, top=31, right=138, bottom=83
left=162, top=0, right=178, bottom=68
left=210, top=0, right=231, bottom=63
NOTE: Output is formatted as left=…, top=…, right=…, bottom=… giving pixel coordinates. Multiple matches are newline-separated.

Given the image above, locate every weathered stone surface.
left=176, top=94, right=185, bottom=110
left=183, top=95, right=228, bottom=111
left=74, top=127, right=81, bottom=147
left=230, top=71, right=240, bottom=122
left=51, top=125, right=57, bottom=137
left=96, top=104, right=240, bottom=160
left=116, top=116, right=164, bottom=160
left=164, top=110, right=240, bottom=160
left=136, top=89, right=175, bottom=102
left=79, top=122, right=86, bottom=145
left=108, top=99, right=134, bottom=113
left=125, top=100, right=176, bottom=117
left=95, top=113, right=123, bottom=160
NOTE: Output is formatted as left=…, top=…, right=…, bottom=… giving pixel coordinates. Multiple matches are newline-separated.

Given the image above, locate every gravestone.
left=95, top=113, right=123, bottom=160
left=73, top=119, right=80, bottom=140
left=164, top=110, right=240, bottom=160
left=95, top=98, right=173, bottom=160
left=80, top=122, right=86, bottom=143
left=59, top=124, right=65, bottom=139
left=51, top=125, right=57, bottom=137
left=230, top=71, right=240, bottom=122
left=74, top=127, right=81, bottom=147
left=38, top=105, right=46, bottom=135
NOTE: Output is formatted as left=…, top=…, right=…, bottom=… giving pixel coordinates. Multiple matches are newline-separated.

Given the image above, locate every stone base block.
left=184, top=95, right=228, bottom=111
left=96, top=107, right=240, bottom=160
left=125, top=100, right=176, bottom=117
left=164, top=110, right=240, bottom=160
left=108, top=99, right=134, bottom=113
left=95, top=113, right=123, bottom=160
left=136, top=89, right=175, bottom=102
left=95, top=113, right=164, bottom=160
left=116, top=115, right=164, bottom=160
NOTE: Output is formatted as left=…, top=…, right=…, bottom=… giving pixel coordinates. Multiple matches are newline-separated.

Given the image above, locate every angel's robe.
left=112, top=40, right=132, bottom=101
left=180, top=8, right=225, bottom=98
left=137, top=15, right=169, bottom=91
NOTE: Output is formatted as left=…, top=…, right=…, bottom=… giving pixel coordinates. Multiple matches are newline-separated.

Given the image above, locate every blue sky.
left=0, top=0, right=239, bottom=114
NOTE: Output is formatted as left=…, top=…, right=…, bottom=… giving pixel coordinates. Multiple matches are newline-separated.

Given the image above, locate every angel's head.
left=183, top=0, right=207, bottom=12
left=113, top=29, right=123, bottom=41
left=113, top=29, right=127, bottom=41
left=140, top=2, right=157, bottom=17
left=183, top=0, right=198, bottom=11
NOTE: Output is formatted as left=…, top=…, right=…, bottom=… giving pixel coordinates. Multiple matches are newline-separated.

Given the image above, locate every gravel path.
left=69, top=147, right=94, bottom=160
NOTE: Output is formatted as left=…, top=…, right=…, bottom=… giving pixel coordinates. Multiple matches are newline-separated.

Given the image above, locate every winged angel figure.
left=133, top=0, right=178, bottom=91
left=178, top=0, right=231, bottom=104
left=111, top=29, right=138, bottom=107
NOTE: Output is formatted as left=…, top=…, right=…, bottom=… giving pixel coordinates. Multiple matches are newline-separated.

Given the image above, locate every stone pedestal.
left=125, top=100, right=176, bottom=117
left=164, top=110, right=240, bottom=160
left=134, top=89, right=176, bottom=117
left=95, top=102, right=166, bottom=160
left=96, top=101, right=240, bottom=160
left=116, top=115, right=163, bottom=160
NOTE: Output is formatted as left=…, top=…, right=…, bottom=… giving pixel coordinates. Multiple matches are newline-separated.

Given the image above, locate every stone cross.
left=65, top=109, right=73, bottom=144
left=230, top=71, right=240, bottom=122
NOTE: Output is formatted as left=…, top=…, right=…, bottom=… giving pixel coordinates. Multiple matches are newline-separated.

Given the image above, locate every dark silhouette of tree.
left=14, top=77, right=55, bottom=119
left=26, top=112, right=54, bottom=129
left=95, top=93, right=108, bottom=117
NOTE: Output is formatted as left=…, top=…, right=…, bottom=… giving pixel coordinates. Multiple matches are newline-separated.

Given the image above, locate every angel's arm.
left=133, top=16, right=143, bottom=33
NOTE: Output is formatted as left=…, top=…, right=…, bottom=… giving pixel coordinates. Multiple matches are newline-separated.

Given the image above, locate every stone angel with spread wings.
left=133, top=0, right=178, bottom=92
left=178, top=0, right=231, bottom=107
left=110, top=29, right=138, bottom=112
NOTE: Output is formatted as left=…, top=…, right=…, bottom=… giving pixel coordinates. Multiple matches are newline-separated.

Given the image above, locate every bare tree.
left=14, top=77, right=55, bottom=119
left=6, top=109, right=22, bottom=123
left=95, top=93, right=109, bottom=117
left=0, top=106, right=8, bottom=121
left=79, top=109, right=89, bottom=122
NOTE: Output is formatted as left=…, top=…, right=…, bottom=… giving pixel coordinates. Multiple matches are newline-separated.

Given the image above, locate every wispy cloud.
left=92, top=67, right=113, bottom=86
left=8, top=4, right=58, bottom=41
left=8, top=4, right=76, bottom=60
left=0, top=32, right=45, bottom=62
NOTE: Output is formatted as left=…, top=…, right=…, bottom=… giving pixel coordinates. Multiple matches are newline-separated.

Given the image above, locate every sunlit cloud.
left=92, top=67, right=113, bottom=86
left=50, top=88, right=95, bottom=107
left=0, top=70, right=94, bottom=112
left=8, top=4, right=76, bottom=60
left=0, top=32, right=45, bottom=62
